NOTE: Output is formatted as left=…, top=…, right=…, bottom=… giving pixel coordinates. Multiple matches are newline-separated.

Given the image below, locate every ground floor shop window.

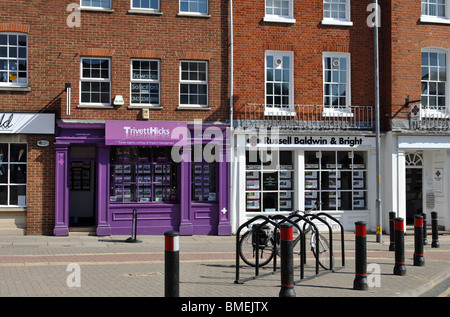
left=305, top=151, right=367, bottom=211
left=0, top=143, right=27, bottom=206
left=110, top=146, right=178, bottom=203
left=245, top=150, right=294, bottom=212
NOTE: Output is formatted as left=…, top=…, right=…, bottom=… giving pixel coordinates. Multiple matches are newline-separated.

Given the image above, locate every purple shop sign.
left=105, top=120, right=188, bottom=146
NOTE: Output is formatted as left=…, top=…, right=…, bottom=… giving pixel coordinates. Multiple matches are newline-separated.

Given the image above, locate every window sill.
left=321, top=19, right=353, bottom=27
left=77, top=104, right=114, bottom=109
left=264, top=110, right=296, bottom=116
left=322, top=108, right=354, bottom=117
left=176, top=12, right=211, bottom=18
left=0, top=86, right=31, bottom=92
left=127, top=9, right=163, bottom=16
left=263, top=16, right=296, bottom=24
left=80, top=7, right=114, bottom=13
left=0, top=206, right=26, bottom=212
left=128, top=105, right=163, bottom=110
left=177, top=106, right=211, bottom=111
left=420, top=15, right=450, bottom=25
left=421, top=109, right=450, bottom=118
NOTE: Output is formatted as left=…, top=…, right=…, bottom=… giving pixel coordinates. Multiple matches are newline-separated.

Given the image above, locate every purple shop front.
left=54, top=120, right=231, bottom=236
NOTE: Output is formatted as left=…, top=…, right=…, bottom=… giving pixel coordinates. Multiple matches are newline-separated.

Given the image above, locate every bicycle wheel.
left=310, top=232, right=334, bottom=270
left=239, top=230, right=275, bottom=267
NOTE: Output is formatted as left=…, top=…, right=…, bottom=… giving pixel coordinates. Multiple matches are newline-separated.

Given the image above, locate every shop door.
left=405, top=153, right=423, bottom=225
left=68, top=140, right=97, bottom=227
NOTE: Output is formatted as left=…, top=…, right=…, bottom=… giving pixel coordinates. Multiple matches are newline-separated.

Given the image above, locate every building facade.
left=229, top=1, right=379, bottom=232
left=381, top=0, right=450, bottom=230
left=0, top=0, right=231, bottom=235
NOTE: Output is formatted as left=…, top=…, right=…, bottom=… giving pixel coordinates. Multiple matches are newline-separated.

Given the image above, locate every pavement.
left=0, top=231, right=449, bottom=302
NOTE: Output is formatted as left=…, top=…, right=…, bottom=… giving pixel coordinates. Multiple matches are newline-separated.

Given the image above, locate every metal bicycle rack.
left=235, top=211, right=345, bottom=285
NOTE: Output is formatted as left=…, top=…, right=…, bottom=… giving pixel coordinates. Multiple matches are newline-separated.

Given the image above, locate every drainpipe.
left=229, top=0, right=236, bottom=232
left=374, top=0, right=382, bottom=242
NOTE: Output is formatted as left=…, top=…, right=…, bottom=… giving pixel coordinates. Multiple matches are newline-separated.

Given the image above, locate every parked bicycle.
left=238, top=203, right=333, bottom=270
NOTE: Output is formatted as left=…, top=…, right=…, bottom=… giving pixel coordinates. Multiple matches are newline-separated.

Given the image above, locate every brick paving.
left=0, top=233, right=448, bottom=298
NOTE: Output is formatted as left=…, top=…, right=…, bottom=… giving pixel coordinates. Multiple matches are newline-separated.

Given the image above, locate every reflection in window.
left=305, top=151, right=367, bottom=211
left=0, top=143, right=27, bottom=206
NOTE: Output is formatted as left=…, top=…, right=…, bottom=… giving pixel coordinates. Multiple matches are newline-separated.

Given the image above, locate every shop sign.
left=0, top=113, right=55, bottom=134
left=249, top=135, right=375, bottom=148
left=105, top=120, right=188, bottom=146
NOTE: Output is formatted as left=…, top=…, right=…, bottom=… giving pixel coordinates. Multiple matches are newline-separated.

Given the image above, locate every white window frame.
left=130, top=0, right=160, bottom=13
left=304, top=150, right=368, bottom=212
left=245, top=150, right=295, bottom=214
left=80, top=57, right=112, bottom=107
left=421, top=48, right=449, bottom=117
left=322, top=52, right=352, bottom=116
left=179, top=0, right=209, bottom=16
left=0, top=33, right=28, bottom=88
left=264, top=50, right=294, bottom=115
left=179, top=60, right=209, bottom=108
left=130, top=58, right=160, bottom=108
left=80, top=0, right=112, bottom=10
left=263, top=0, right=296, bottom=24
left=321, top=0, right=353, bottom=27
left=420, top=0, right=450, bottom=24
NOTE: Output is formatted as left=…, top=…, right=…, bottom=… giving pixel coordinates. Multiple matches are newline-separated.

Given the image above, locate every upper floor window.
left=421, top=49, right=448, bottom=113
left=132, top=0, right=159, bottom=11
left=265, top=51, right=293, bottom=113
left=131, top=59, right=160, bottom=107
left=264, top=0, right=295, bottom=23
left=322, top=0, right=353, bottom=26
left=180, top=0, right=208, bottom=15
left=179, top=60, right=208, bottom=107
left=0, top=33, right=27, bottom=87
left=421, top=0, right=450, bottom=23
left=81, top=0, right=112, bottom=10
left=80, top=57, right=111, bottom=106
left=323, top=52, right=351, bottom=111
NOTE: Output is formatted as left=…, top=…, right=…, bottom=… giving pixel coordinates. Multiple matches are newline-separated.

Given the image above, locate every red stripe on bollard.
left=356, top=224, right=366, bottom=237
left=415, top=216, right=423, bottom=227
left=281, top=226, right=293, bottom=241
left=395, top=219, right=404, bottom=231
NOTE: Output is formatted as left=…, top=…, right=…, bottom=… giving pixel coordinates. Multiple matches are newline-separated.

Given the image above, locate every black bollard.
left=126, top=209, right=141, bottom=243
left=353, top=221, right=368, bottom=290
left=164, top=231, right=180, bottom=297
left=389, top=211, right=396, bottom=251
left=431, top=212, right=440, bottom=248
left=413, top=215, right=425, bottom=266
left=393, top=217, right=406, bottom=276
left=421, top=213, right=428, bottom=245
left=279, top=223, right=296, bottom=297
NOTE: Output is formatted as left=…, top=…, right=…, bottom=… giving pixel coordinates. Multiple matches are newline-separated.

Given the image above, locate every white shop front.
left=384, top=133, right=450, bottom=230
left=232, top=132, right=378, bottom=232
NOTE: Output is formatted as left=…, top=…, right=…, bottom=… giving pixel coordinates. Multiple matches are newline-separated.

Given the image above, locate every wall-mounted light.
left=65, top=83, right=71, bottom=116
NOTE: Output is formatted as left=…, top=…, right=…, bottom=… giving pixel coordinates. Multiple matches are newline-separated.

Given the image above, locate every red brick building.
left=0, top=0, right=231, bottom=235
left=230, top=0, right=380, bottom=232
left=381, top=0, right=450, bottom=230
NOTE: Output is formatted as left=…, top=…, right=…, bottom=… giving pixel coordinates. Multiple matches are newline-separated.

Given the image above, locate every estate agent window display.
left=245, top=150, right=294, bottom=212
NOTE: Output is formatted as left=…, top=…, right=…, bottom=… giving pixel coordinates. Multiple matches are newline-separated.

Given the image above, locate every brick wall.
left=232, top=1, right=376, bottom=112
left=0, top=0, right=230, bottom=123
left=0, top=0, right=230, bottom=235
left=382, top=0, right=450, bottom=125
